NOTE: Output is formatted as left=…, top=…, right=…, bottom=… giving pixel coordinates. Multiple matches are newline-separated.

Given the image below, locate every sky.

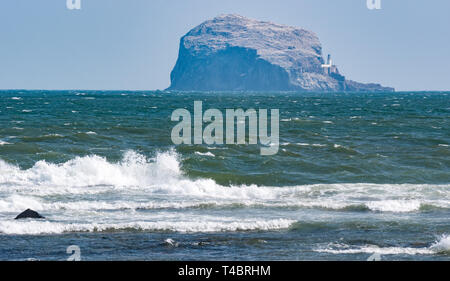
left=0, top=0, right=449, bottom=91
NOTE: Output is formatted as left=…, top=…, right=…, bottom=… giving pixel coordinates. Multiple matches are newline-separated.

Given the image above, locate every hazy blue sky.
left=1, top=0, right=449, bottom=91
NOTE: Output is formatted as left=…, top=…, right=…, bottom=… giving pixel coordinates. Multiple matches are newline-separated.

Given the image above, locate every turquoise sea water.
left=0, top=90, right=448, bottom=260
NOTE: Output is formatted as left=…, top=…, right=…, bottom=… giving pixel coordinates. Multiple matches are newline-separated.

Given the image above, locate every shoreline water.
left=0, top=90, right=448, bottom=260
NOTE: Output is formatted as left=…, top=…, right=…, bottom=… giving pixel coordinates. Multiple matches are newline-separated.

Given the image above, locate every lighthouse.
left=321, top=54, right=337, bottom=75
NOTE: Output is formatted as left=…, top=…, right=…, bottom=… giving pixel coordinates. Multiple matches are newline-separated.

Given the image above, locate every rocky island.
left=168, top=14, right=394, bottom=92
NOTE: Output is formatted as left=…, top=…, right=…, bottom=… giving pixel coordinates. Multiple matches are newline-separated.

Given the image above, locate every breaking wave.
left=0, top=196, right=448, bottom=213
left=0, top=219, right=295, bottom=235
left=0, top=150, right=448, bottom=208
left=0, top=150, right=448, bottom=237
left=430, top=235, right=450, bottom=254
left=315, top=235, right=450, bottom=256
left=0, top=150, right=181, bottom=190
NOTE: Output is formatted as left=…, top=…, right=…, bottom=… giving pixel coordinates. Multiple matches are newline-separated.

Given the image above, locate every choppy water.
left=0, top=90, right=448, bottom=260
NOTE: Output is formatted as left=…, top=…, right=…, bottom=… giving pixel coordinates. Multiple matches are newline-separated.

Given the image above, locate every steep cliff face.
left=168, top=14, right=393, bottom=92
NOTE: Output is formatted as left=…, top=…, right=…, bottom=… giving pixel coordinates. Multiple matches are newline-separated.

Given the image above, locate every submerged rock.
left=168, top=14, right=393, bottom=92
left=14, top=209, right=45, bottom=220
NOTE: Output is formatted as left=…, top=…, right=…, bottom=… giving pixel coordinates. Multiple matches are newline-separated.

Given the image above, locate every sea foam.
left=0, top=151, right=448, bottom=207
left=0, top=151, right=449, bottom=236
left=430, top=235, right=450, bottom=254
left=0, top=219, right=295, bottom=235
left=315, top=235, right=450, bottom=256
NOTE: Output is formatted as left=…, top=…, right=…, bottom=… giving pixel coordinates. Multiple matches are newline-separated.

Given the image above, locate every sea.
left=0, top=90, right=448, bottom=261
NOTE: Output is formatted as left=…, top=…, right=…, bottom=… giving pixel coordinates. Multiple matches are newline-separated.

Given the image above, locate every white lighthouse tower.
left=321, top=54, right=337, bottom=75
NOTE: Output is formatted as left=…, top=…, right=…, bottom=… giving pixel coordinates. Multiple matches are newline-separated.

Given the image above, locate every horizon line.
left=1, top=88, right=450, bottom=93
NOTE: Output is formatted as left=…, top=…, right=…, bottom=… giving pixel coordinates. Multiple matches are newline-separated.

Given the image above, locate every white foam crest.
left=164, top=238, right=179, bottom=247
left=0, top=150, right=181, bottom=190
left=0, top=198, right=234, bottom=212
left=315, top=245, right=434, bottom=255
left=0, top=196, right=356, bottom=212
left=430, top=235, right=450, bottom=253
left=296, top=143, right=327, bottom=147
left=366, top=200, right=422, bottom=212
left=195, top=151, right=215, bottom=157
left=0, top=195, right=44, bottom=213
left=0, top=152, right=448, bottom=211
left=0, top=150, right=289, bottom=198
left=3, top=195, right=447, bottom=214
left=154, top=179, right=286, bottom=200
left=316, top=236, right=450, bottom=256
left=0, top=218, right=295, bottom=235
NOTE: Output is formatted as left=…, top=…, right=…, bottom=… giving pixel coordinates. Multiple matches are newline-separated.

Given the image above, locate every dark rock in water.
left=14, top=209, right=45, bottom=220
left=168, top=14, right=394, bottom=92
